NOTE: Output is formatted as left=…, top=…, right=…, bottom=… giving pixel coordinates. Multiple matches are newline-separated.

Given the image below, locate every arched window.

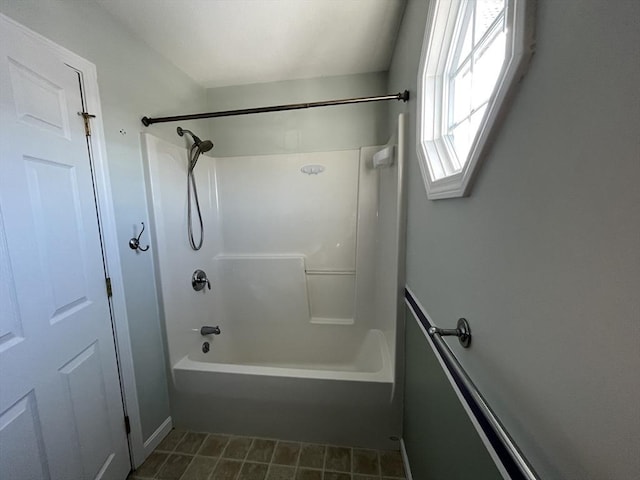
left=416, top=0, right=535, bottom=199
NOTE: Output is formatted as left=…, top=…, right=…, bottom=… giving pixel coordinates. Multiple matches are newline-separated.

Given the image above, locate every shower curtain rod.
left=141, top=90, right=409, bottom=126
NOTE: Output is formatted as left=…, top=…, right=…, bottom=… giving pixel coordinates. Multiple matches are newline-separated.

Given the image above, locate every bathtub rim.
left=172, top=328, right=394, bottom=384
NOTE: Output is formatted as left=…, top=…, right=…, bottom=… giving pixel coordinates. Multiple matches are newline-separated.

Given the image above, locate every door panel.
left=0, top=18, right=130, bottom=480
left=0, top=209, right=23, bottom=352
left=0, top=391, right=49, bottom=480
left=7, top=56, right=71, bottom=138
left=25, top=155, right=91, bottom=323
left=59, top=342, right=116, bottom=478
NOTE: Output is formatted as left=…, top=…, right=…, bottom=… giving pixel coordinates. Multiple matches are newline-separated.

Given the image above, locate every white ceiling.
left=96, top=0, right=406, bottom=88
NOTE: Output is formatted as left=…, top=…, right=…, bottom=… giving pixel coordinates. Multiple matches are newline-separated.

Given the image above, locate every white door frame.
left=0, top=13, right=148, bottom=468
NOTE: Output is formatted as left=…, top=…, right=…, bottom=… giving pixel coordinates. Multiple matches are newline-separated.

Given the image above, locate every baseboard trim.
left=400, top=438, right=413, bottom=480
left=140, top=416, right=172, bottom=464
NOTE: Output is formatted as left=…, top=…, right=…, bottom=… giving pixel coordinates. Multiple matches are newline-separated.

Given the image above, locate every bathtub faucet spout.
left=200, top=325, right=221, bottom=336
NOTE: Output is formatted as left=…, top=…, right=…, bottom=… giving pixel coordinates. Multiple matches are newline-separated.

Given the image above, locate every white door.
left=0, top=18, right=130, bottom=480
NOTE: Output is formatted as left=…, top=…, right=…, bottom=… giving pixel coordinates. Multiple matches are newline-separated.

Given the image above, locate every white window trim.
left=416, top=0, right=536, bottom=200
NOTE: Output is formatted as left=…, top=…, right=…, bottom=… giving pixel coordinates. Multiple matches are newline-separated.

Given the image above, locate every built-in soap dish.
left=300, top=164, right=325, bottom=175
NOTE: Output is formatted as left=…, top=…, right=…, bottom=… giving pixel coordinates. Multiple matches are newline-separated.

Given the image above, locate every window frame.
left=416, top=0, right=536, bottom=200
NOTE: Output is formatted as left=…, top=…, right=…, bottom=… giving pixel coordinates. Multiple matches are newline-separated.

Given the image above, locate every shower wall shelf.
left=141, top=91, right=409, bottom=126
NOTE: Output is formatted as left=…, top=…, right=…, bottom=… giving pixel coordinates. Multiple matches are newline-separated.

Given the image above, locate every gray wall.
left=390, top=1, right=640, bottom=479
left=403, top=307, right=502, bottom=479
left=0, top=0, right=206, bottom=441
left=204, top=73, right=389, bottom=157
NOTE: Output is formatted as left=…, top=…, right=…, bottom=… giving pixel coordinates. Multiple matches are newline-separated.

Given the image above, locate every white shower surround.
left=142, top=118, right=405, bottom=448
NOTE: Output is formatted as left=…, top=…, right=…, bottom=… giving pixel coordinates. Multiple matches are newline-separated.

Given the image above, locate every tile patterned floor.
left=128, top=430, right=407, bottom=480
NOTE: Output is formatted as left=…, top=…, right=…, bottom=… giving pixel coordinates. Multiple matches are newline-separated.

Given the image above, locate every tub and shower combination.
left=143, top=115, right=406, bottom=449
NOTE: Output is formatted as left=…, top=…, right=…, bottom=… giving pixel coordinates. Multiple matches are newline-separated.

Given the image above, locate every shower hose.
left=187, top=143, right=204, bottom=250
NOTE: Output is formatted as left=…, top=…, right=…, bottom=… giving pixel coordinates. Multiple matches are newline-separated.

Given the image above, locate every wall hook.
left=129, top=222, right=150, bottom=252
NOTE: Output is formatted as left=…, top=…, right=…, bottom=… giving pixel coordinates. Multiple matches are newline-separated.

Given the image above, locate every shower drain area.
left=128, top=429, right=407, bottom=480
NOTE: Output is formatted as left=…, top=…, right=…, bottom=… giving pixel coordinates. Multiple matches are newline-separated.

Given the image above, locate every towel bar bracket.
left=428, top=318, right=471, bottom=348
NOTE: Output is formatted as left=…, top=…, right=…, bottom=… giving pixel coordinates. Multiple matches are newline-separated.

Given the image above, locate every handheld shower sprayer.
left=177, top=127, right=214, bottom=154
left=177, top=126, right=214, bottom=251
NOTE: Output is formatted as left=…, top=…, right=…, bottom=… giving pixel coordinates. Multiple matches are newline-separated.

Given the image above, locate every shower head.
left=177, top=126, right=214, bottom=153
left=197, top=139, right=214, bottom=153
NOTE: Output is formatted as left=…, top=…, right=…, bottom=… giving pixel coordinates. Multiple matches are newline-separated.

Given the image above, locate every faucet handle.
left=192, top=269, right=211, bottom=291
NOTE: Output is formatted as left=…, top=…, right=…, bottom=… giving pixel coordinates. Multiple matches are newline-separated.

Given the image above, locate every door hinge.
left=78, top=111, right=96, bottom=136
left=105, top=277, right=113, bottom=298
left=124, top=416, right=131, bottom=435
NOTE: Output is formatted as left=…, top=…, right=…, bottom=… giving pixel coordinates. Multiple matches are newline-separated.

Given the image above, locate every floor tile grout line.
left=264, top=437, right=277, bottom=465
left=296, top=440, right=302, bottom=472
left=202, top=451, right=217, bottom=480
left=176, top=452, right=198, bottom=480
left=322, top=442, right=328, bottom=477
left=201, top=433, right=230, bottom=480
left=146, top=448, right=171, bottom=479
left=297, top=441, right=326, bottom=472
left=235, top=435, right=254, bottom=477
left=349, top=445, right=354, bottom=475
left=204, top=433, right=225, bottom=480
left=245, top=437, right=256, bottom=461
left=212, top=435, right=230, bottom=480
left=182, top=432, right=213, bottom=478
left=266, top=438, right=300, bottom=478
left=142, top=431, right=406, bottom=480
left=350, top=446, right=355, bottom=475
left=290, top=439, right=301, bottom=477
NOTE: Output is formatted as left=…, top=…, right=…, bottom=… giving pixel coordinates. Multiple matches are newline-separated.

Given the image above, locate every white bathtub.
left=174, top=328, right=391, bottom=383
left=170, top=328, right=399, bottom=448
